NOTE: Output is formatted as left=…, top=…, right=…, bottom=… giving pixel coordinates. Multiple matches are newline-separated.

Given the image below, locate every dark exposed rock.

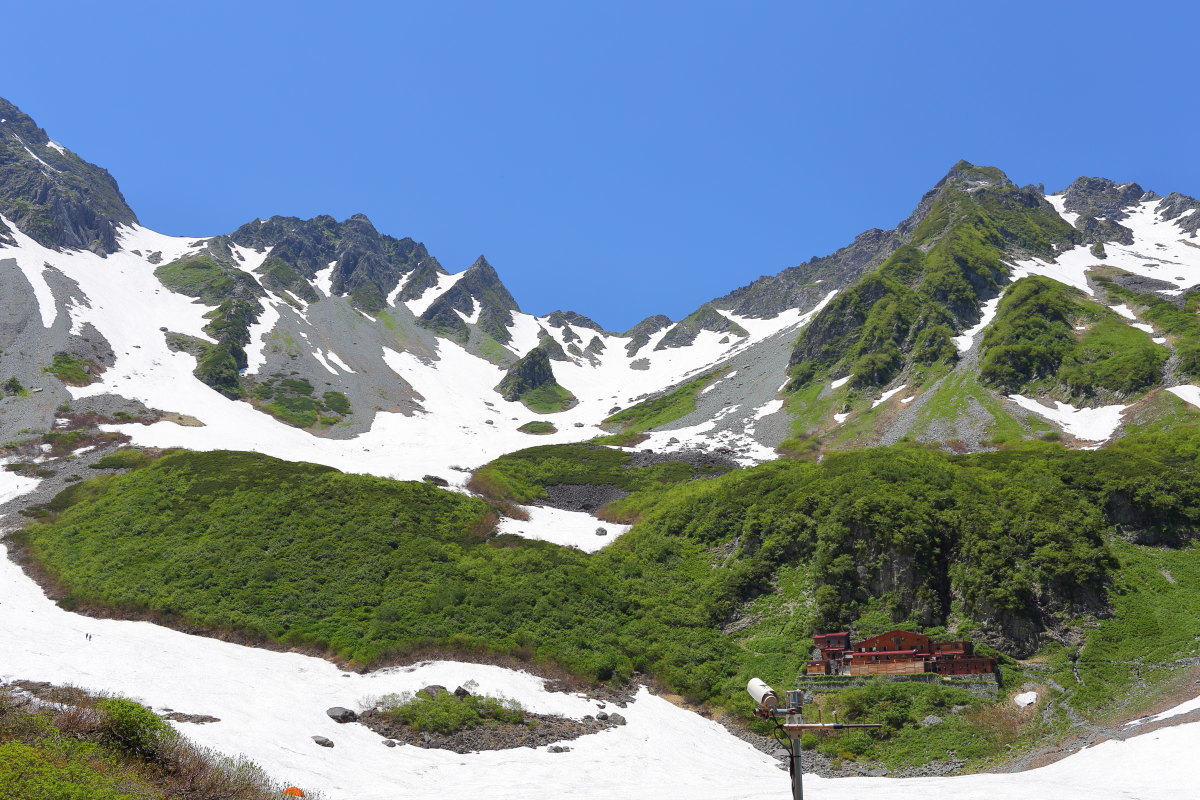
left=326, top=706, right=358, bottom=723
left=454, top=685, right=472, bottom=698
left=542, top=483, right=629, bottom=513
left=356, top=707, right=619, bottom=754
left=495, top=346, right=575, bottom=409
left=537, top=332, right=571, bottom=362
left=162, top=711, right=220, bottom=724
left=228, top=213, right=438, bottom=313
left=1090, top=242, right=1107, bottom=259
left=1076, top=215, right=1134, bottom=245
left=419, top=685, right=448, bottom=699
left=0, top=97, right=138, bottom=254
left=1062, top=177, right=1145, bottom=220
left=621, top=314, right=673, bottom=356
left=383, top=739, right=397, bottom=747
left=545, top=310, right=605, bottom=332
left=629, top=357, right=650, bottom=370
left=608, top=713, right=627, bottom=726
left=312, top=735, right=335, bottom=747
left=423, top=475, right=449, bottom=487
left=1157, top=192, right=1200, bottom=236
left=584, top=335, right=606, bottom=356
left=420, top=255, right=520, bottom=344
left=655, top=304, right=748, bottom=350
left=596, top=528, right=607, bottom=536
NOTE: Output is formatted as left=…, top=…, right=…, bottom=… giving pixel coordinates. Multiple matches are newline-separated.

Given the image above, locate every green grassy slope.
left=19, top=433, right=1200, bottom=767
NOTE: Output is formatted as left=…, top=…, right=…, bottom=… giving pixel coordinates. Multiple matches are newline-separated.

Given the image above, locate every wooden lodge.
left=805, top=630, right=996, bottom=677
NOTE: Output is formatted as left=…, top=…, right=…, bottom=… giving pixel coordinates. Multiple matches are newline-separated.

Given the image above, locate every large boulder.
left=312, top=735, right=335, bottom=748
left=326, top=706, right=358, bottom=723
left=419, top=685, right=448, bottom=699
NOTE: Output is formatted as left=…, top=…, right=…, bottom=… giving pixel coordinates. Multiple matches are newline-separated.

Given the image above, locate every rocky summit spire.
left=0, top=97, right=137, bottom=254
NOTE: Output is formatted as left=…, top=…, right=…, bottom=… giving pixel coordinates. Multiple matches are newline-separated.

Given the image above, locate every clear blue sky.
left=7, top=1, right=1198, bottom=330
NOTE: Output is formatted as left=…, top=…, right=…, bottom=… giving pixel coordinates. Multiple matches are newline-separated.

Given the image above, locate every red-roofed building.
left=805, top=630, right=996, bottom=677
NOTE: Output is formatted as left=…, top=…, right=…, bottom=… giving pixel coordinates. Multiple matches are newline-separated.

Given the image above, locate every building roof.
left=849, top=649, right=920, bottom=657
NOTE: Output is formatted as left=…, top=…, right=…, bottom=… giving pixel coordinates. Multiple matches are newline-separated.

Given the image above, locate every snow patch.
left=1013, top=691, right=1038, bottom=708
left=872, top=385, right=907, bottom=408
left=495, top=506, right=631, bottom=552
left=1008, top=395, right=1128, bottom=442
left=1110, top=304, right=1135, bottom=319
left=243, top=302, right=281, bottom=374
left=1130, top=322, right=1154, bottom=334
left=0, top=467, right=40, bottom=505
left=404, top=270, right=465, bottom=316
left=314, top=261, right=337, bottom=297
left=833, top=412, right=851, bottom=424
left=953, top=296, right=1002, bottom=353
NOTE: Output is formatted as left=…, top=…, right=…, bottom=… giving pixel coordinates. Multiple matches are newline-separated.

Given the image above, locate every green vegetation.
left=495, top=346, right=576, bottom=412
left=0, top=686, right=281, bottom=800
left=321, top=391, right=351, bottom=415
left=909, top=371, right=1052, bottom=445
left=381, top=691, right=525, bottom=734
left=519, top=383, right=575, bottom=413
left=603, top=367, right=729, bottom=433
left=517, top=420, right=557, bottom=435
left=788, top=164, right=1076, bottom=393
left=252, top=376, right=351, bottom=427
left=1095, top=276, right=1200, bottom=379
left=154, top=256, right=259, bottom=306
left=3, top=376, right=27, bottom=397
left=979, top=276, right=1166, bottom=398
left=21, top=429, right=1200, bottom=767
left=257, top=256, right=318, bottom=303
left=90, top=448, right=155, bottom=470
left=154, top=255, right=264, bottom=398
left=44, top=353, right=95, bottom=386
left=468, top=442, right=727, bottom=508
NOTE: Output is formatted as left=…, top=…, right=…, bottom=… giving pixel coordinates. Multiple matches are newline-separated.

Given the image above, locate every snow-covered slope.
left=1, top=217, right=836, bottom=485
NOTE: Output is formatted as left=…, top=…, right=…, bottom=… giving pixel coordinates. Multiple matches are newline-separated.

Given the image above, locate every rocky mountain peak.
left=545, top=310, right=604, bottom=332
left=419, top=255, right=521, bottom=344
left=1062, top=177, right=1145, bottom=220
left=0, top=96, right=137, bottom=254
left=228, top=213, right=434, bottom=312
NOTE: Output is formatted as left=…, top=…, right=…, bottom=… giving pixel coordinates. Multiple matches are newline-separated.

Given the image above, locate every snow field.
left=1007, top=396, right=1128, bottom=443
left=495, top=506, right=632, bottom=552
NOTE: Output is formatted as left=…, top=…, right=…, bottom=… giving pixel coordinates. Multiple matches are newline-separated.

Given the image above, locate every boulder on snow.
left=596, top=711, right=609, bottom=721
left=608, top=713, right=627, bottom=726
left=423, top=474, right=449, bottom=487
left=312, top=735, right=335, bottom=748
left=419, top=685, right=448, bottom=699
left=596, top=527, right=607, bottom=536
left=326, top=706, right=358, bottom=723
left=454, top=685, right=472, bottom=698
left=383, top=739, right=397, bottom=747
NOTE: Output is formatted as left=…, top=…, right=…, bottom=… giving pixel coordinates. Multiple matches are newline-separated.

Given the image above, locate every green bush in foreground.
left=0, top=688, right=284, bottom=800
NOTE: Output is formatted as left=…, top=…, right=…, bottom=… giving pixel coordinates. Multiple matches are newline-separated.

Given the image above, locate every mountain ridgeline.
left=6, top=96, right=1200, bottom=774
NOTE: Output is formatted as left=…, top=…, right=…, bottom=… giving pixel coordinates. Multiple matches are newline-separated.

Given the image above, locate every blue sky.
left=6, top=1, right=1199, bottom=330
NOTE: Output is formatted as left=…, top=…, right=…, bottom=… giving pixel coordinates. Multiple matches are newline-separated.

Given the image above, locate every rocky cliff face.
left=421, top=256, right=520, bottom=344
left=0, top=98, right=137, bottom=254
left=228, top=213, right=439, bottom=312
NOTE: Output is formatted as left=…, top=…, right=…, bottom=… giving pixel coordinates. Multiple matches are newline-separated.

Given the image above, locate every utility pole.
left=747, top=679, right=881, bottom=800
